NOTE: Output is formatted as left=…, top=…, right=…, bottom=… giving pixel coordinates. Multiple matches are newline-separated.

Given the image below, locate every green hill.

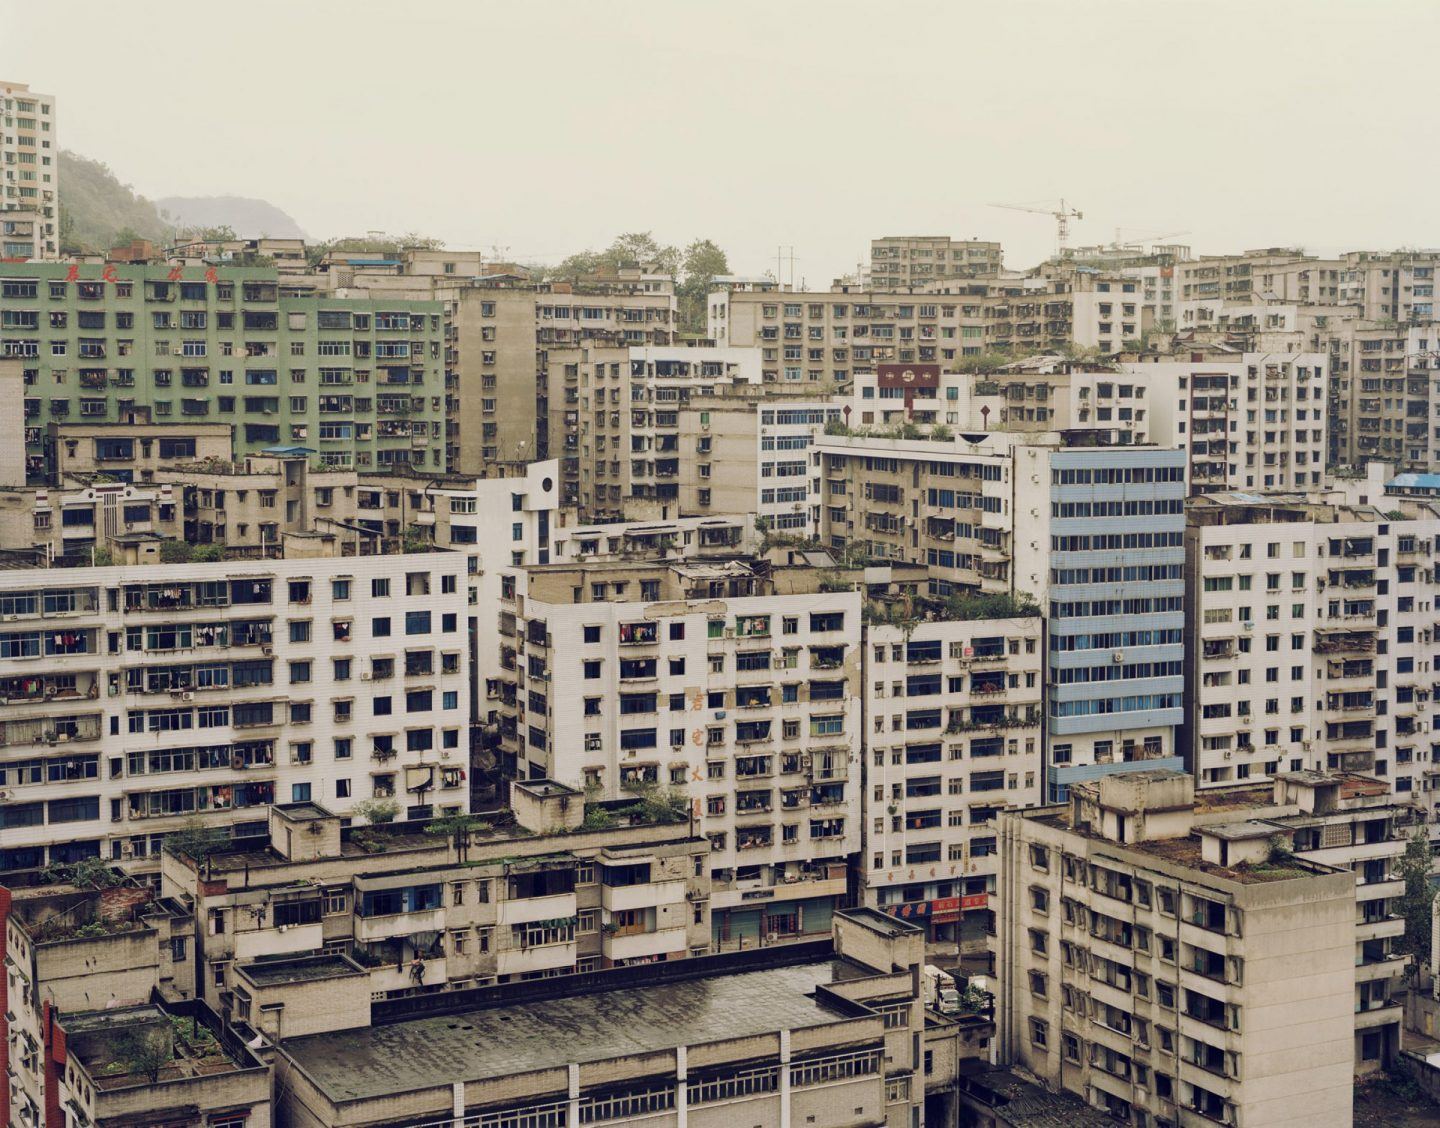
left=155, top=195, right=304, bottom=239
left=58, top=150, right=173, bottom=252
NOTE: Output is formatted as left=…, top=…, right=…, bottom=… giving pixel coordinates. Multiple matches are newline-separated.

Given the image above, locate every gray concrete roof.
left=281, top=961, right=847, bottom=1103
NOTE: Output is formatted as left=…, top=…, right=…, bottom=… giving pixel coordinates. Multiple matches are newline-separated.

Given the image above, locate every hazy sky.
left=3, top=0, right=1436, bottom=281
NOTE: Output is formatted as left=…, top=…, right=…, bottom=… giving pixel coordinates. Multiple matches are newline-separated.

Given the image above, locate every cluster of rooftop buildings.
left=3, top=77, right=1440, bottom=1128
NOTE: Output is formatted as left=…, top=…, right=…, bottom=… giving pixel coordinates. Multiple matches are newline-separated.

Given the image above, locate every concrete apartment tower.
left=0, top=81, right=57, bottom=259
left=996, top=768, right=1356, bottom=1127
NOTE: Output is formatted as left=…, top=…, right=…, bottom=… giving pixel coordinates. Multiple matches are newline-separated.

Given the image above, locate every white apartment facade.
left=498, top=560, right=859, bottom=947
left=0, top=550, right=472, bottom=878
left=550, top=512, right=757, bottom=562
left=861, top=615, right=1043, bottom=948
left=0, top=81, right=57, bottom=259
left=1184, top=494, right=1440, bottom=805
left=1120, top=352, right=1328, bottom=493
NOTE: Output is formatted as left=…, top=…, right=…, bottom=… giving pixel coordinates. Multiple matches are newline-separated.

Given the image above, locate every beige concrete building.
left=1338, top=250, right=1440, bottom=322
left=870, top=235, right=1003, bottom=288
left=268, top=907, right=994, bottom=1128
left=44, top=420, right=233, bottom=481
left=0, top=877, right=268, bottom=1128
left=996, top=768, right=1358, bottom=1126
left=708, top=282, right=996, bottom=383
left=1324, top=320, right=1434, bottom=470
left=547, top=343, right=760, bottom=519
left=676, top=388, right=839, bottom=531
left=159, top=785, right=713, bottom=1009
left=0, top=81, right=57, bottom=258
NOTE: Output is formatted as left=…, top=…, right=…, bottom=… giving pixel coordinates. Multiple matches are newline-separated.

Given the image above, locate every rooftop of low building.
left=956, top=1065, right=1117, bottom=1128
left=172, top=798, right=696, bottom=882
left=1023, top=769, right=1396, bottom=885
left=64, top=1000, right=262, bottom=1093
left=236, top=953, right=368, bottom=988
left=279, top=957, right=851, bottom=1103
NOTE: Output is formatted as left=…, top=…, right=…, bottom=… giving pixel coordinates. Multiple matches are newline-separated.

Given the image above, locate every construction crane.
left=990, top=199, right=1084, bottom=253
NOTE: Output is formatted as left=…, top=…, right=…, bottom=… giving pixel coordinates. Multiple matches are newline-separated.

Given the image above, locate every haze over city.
left=5, top=0, right=1440, bottom=279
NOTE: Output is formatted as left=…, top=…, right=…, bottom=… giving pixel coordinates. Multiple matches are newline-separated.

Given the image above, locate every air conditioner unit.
left=120, top=842, right=134, bottom=859
left=360, top=672, right=372, bottom=681
left=1112, top=652, right=1125, bottom=663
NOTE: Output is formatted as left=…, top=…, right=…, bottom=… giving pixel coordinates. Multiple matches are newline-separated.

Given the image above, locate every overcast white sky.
left=2, top=0, right=1435, bottom=281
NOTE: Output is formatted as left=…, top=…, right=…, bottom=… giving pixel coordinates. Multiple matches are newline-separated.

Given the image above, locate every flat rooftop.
left=281, top=960, right=848, bottom=1103
left=239, top=954, right=364, bottom=987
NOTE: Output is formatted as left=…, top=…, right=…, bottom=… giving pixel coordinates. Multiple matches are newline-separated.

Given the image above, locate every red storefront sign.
left=930, top=895, right=961, bottom=924
left=961, top=893, right=989, bottom=910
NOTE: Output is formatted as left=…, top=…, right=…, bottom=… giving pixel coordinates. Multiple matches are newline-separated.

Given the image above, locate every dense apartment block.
left=0, top=549, right=471, bottom=879
left=0, top=262, right=446, bottom=474
left=1184, top=492, right=1440, bottom=801
left=861, top=613, right=1043, bottom=949
left=1325, top=320, right=1437, bottom=470
left=547, top=343, right=760, bottom=518
left=675, top=391, right=840, bottom=531
left=498, top=558, right=859, bottom=946
left=160, top=785, right=713, bottom=1008
left=870, top=234, right=1003, bottom=287
left=1338, top=250, right=1440, bottom=322
left=260, top=907, right=989, bottom=1128
left=996, top=769, right=1359, bottom=1126
left=0, top=80, right=57, bottom=259
left=444, top=277, right=676, bottom=477
left=812, top=430, right=1014, bottom=592
left=709, top=280, right=1074, bottom=382
left=1120, top=352, right=1328, bottom=493
left=1174, top=248, right=1316, bottom=329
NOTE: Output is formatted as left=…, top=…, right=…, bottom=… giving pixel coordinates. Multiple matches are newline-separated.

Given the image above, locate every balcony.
left=603, top=926, right=688, bottom=962
left=1356, top=914, right=1405, bottom=944
left=496, top=892, right=577, bottom=926
left=602, top=880, right=685, bottom=914
left=354, top=907, right=446, bottom=942
left=366, top=956, right=448, bottom=995
left=232, top=921, right=323, bottom=961
left=496, top=941, right=577, bottom=978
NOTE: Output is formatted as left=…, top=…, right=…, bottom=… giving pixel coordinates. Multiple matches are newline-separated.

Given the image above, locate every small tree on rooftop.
left=425, top=813, right=489, bottom=861
left=164, top=820, right=227, bottom=866
left=353, top=798, right=400, bottom=826
left=116, top=1027, right=171, bottom=1082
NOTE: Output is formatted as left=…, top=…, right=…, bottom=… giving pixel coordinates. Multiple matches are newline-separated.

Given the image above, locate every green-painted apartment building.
left=0, top=262, right=445, bottom=477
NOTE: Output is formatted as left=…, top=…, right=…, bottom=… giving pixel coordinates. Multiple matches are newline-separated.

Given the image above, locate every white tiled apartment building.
left=497, top=558, right=859, bottom=947
left=0, top=550, right=472, bottom=878
left=1184, top=493, right=1440, bottom=809
left=860, top=615, right=1043, bottom=948
left=0, top=81, right=57, bottom=259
